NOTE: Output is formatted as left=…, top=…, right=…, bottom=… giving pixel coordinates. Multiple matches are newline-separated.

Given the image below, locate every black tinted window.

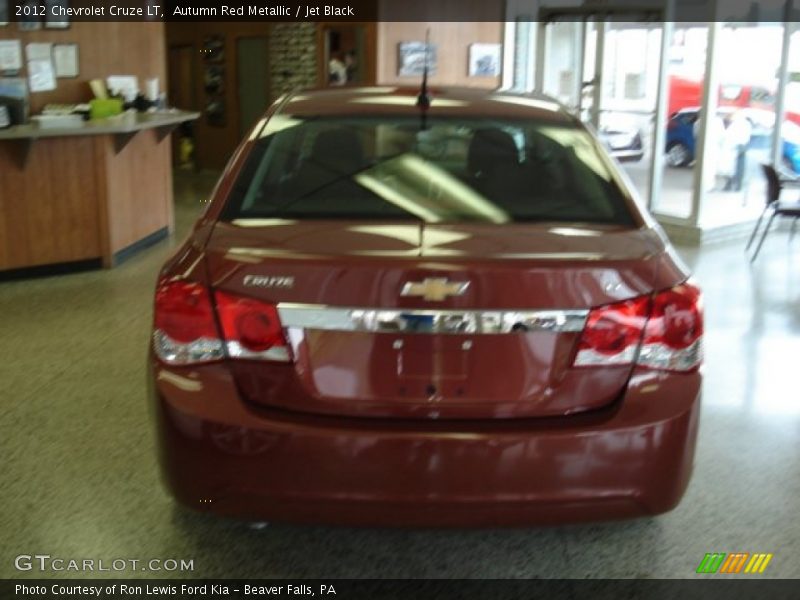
left=221, top=116, right=635, bottom=225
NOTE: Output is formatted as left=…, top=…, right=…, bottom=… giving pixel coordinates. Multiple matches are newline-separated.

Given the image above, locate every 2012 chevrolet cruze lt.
left=150, top=87, right=702, bottom=526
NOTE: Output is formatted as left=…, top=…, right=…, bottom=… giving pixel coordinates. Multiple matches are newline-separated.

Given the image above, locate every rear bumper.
left=151, top=361, right=701, bottom=527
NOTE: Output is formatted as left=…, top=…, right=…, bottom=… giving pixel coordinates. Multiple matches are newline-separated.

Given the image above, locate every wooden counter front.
left=0, top=111, right=199, bottom=273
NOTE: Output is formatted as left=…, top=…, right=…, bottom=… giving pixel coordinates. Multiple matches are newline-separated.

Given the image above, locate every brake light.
left=573, top=297, right=649, bottom=366
left=214, top=291, right=291, bottom=362
left=152, top=281, right=291, bottom=365
left=638, top=283, right=703, bottom=372
left=153, top=280, right=224, bottom=365
left=573, top=282, right=703, bottom=373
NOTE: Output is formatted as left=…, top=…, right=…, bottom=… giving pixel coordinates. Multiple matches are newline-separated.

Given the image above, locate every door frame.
left=316, top=22, right=377, bottom=87
left=235, top=34, right=271, bottom=138
left=534, top=2, right=674, bottom=216
left=166, top=43, right=197, bottom=165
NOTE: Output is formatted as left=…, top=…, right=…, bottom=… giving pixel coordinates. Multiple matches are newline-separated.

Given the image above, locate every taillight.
left=214, top=291, right=291, bottom=362
left=573, top=297, right=649, bottom=367
left=153, top=280, right=224, bottom=365
left=638, top=283, right=703, bottom=372
left=152, top=281, right=291, bottom=365
left=572, top=282, right=703, bottom=373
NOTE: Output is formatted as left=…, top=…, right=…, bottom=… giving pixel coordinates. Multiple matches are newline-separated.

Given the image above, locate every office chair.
left=745, top=164, right=800, bottom=261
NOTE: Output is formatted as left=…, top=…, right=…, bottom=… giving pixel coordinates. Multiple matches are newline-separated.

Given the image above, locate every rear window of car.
left=220, top=115, right=636, bottom=225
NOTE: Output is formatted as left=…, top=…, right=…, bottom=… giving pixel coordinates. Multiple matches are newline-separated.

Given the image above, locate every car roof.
left=275, top=86, right=575, bottom=123
left=673, top=106, right=737, bottom=117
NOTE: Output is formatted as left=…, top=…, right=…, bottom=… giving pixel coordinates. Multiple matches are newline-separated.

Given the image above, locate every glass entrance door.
left=535, top=9, right=671, bottom=215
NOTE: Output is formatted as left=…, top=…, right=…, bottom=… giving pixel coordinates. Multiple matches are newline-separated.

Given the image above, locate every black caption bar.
left=4, top=579, right=800, bottom=600
left=6, top=0, right=381, bottom=22
left=6, top=0, right=800, bottom=22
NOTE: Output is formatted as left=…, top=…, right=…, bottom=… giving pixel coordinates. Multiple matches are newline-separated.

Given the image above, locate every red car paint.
left=669, top=75, right=800, bottom=125
left=150, top=87, right=702, bottom=526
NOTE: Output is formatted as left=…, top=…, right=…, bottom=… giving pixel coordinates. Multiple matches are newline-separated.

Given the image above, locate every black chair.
left=745, top=164, right=800, bottom=261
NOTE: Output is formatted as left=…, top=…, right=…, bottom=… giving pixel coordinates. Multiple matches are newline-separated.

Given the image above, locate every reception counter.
left=0, top=111, right=199, bottom=275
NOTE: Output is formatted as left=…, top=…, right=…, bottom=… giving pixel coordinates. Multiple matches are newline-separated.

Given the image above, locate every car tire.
left=666, top=142, right=692, bottom=168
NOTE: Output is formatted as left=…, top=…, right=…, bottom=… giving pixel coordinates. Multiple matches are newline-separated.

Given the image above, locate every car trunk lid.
left=205, top=220, right=668, bottom=419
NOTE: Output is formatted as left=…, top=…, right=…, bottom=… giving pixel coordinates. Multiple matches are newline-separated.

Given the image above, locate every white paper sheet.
left=26, top=43, right=52, bottom=62
left=53, top=44, right=78, bottom=78
left=28, top=58, right=56, bottom=92
left=0, top=40, right=23, bottom=71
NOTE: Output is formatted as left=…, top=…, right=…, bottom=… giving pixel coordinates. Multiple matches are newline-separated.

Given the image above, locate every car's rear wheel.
left=666, top=142, right=691, bottom=168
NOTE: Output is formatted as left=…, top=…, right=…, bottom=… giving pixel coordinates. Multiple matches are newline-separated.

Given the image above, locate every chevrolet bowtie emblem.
left=400, top=278, right=470, bottom=302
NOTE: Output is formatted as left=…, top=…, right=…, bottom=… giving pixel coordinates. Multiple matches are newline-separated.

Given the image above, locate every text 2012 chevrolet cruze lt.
left=150, top=87, right=702, bottom=526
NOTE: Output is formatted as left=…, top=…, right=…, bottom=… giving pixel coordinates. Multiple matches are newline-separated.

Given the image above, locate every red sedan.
left=150, top=87, right=702, bottom=527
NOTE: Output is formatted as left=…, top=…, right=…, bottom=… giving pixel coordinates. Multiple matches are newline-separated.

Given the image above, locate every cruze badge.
left=243, top=275, right=295, bottom=289
left=400, top=278, right=470, bottom=302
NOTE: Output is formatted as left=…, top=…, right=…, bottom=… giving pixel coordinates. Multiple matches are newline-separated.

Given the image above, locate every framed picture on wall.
left=398, top=41, right=437, bottom=77
left=468, top=43, right=502, bottom=77
left=45, top=0, right=70, bottom=29
left=53, top=43, right=79, bottom=78
left=17, top=1, right=42, bottom=30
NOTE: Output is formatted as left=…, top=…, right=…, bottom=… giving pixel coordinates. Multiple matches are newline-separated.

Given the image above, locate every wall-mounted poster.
left=28, top=58, right=56, bottom=92
left=53, top=43, right=79, bottom=78
left=0, top=40, right=22, bottom=71
left=25, top=42, right=52, bottom=62
left=398, top=41, right=437, bottom=77
left=17, top=1, right=41, bottom=30
left=468, top=43, right=502, bottom=77
left=45, top=0, right=70, bottom=29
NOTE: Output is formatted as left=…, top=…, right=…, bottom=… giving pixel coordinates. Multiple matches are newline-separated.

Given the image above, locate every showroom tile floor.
left=1, top=172, right=799, bottom=579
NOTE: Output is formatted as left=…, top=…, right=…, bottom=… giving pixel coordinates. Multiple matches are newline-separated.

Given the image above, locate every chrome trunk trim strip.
left=276, top=303, right=588, bottom=334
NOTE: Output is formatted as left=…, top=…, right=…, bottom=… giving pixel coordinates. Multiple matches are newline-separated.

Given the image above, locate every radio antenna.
left=416, top=28, right=431, bottom=128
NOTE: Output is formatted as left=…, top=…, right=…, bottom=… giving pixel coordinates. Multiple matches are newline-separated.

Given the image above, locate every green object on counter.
left=89, top=98, right=124, bottom=120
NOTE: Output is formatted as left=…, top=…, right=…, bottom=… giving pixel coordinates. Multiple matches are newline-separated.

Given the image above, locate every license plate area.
left=397, top=335, right=468, bottom=379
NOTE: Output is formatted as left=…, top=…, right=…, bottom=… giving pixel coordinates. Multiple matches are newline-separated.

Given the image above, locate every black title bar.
left=5, top=0, right=800, bottom=23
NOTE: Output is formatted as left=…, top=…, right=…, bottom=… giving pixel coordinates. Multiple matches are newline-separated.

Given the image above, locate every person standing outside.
left=328, top=53, right=347, bottom=86
left=724, top=111, right=752, bottom=191
left=694, top=111, right=728, bottom=191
